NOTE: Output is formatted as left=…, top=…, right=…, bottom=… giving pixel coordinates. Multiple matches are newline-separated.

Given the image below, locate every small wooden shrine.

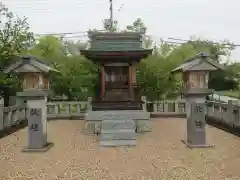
left=171, top=52, right=224, bottom=96
left=4, top=55, right=59, bottom=93
left=81, top=32, right=152, bottom=110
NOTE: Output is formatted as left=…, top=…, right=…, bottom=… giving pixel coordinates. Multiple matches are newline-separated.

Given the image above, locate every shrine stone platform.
left=84, top=110, right=151, bottom=135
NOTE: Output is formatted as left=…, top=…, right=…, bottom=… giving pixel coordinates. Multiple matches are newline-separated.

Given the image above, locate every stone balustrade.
left=1, top=99, right=240, bottom=133
left=0, top=104, right=27, bottom=131
left=47, top=101, right=88, bottom=119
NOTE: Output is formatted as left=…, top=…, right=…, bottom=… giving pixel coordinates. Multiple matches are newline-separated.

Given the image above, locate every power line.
left=34, top=30, right=240, bottom=48
left=36, top=31, right=87, bottom=36
left=168, top=37, right=240, bottom=47
left=36, top=29, right=107, bottom=36
left=62, top=35, right=88, bottom=39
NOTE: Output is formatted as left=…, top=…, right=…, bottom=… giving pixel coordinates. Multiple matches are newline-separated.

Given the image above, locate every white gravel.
left=0, top=118, right=240, bottom=180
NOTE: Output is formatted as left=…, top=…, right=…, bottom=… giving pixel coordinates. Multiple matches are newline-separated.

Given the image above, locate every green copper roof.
left=87, top=32, right=145, bottom=51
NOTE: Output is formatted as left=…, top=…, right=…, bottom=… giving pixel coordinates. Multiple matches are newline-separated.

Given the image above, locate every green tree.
left=0, top=3, right=35, bottom=99
left=125, top=18, right=153, bottom=48
left=62, top=40, right=87, bottom=56
left=102, top=19, right=118, bottom=32
left=137, top=36, right=237, bottom=99
left=126, top=18, right=147, bottom=33
left=28, top=35, right=98, bottom=100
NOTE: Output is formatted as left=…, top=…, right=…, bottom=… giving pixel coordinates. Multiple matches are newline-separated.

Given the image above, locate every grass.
left=217, top=90, right=240, bottom=99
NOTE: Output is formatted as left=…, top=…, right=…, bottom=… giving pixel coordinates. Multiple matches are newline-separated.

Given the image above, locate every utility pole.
left=109, top=0, right=113, bottom=32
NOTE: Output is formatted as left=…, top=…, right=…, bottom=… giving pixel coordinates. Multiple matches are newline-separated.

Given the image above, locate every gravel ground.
left=0, top=118, right=240, bottom=180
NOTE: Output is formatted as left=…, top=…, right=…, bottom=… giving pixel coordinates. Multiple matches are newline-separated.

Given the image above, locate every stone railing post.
left=174, top=101, right=179, bottom=113
left=207, top=101, right=215, bottom=117
left=87, top=97, right=92, bottom=111
left=227, top=100, right=234, bottom=126
left=153, top=101, right=158, bottom=112
left=237, top=105, right=240, bottom=128
left=0, top=98, right=4, bottom=130
left=164, top=100, right=169, bottom=112
left=141, top=96, right=147, bottom=111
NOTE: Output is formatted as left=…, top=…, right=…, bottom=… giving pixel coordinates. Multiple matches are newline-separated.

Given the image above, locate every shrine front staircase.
left=84, top=110, right=151, bottom=147
left=100, top=119, right=137, bottom=146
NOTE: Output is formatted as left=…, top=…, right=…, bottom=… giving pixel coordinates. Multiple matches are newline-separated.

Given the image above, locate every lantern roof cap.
left=171, top=52, right=224, bottom=73
left=4, top=55, right=59, bottom=74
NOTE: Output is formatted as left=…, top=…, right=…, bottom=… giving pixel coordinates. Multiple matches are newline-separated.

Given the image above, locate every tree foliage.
left=28, top=35, right=98, bottom=100
left=1, top=3, right=239, bottom=101
left=125, top=18, right=153, bottom=48
left=0, top=3, right=35, bottom=99
left=102, top=19, right=118, bottom=32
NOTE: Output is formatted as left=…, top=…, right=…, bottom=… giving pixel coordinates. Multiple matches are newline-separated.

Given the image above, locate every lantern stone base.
left=182, top=88, right=214, bottom=97
left=17, top=89, right=52, bottom=98
left=183, top=91, right=214, bottom=149
left=181, top=140, right=214, bottom=148
left=17, top=90, right=53, bottom=153
left=22, top=142, right=54, bottom=152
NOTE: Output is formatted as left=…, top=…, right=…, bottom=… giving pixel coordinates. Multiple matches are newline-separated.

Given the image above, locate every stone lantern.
left=171, top=52, right=224, bottom=148
left=4, top=55, right=59, bottom=152
left=4, top=55, right=58, bottom=93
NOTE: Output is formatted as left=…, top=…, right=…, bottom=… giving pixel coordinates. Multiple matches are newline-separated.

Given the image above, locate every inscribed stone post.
left=183, top=101, right=214, bottom=148
left=0, top=99, right=4, bottom=130
left=27, top=108, right=45, bottom=149
left=22, top=97, right=53, bottom=152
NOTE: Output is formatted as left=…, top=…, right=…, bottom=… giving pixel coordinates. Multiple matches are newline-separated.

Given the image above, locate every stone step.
left=101, top=120, right=136, bottom=132
left=100, top=140, right=137, bottom=147
left=85, top=111, right=150, bottom=121
left=100, top=132, right=137, bottom=141
left=92, top=101, right=143, bottom=111
left=101, top=129, right=136, bottom=134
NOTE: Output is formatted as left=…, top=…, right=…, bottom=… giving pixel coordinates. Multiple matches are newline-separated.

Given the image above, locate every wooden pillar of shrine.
left=129, top=64, right=133, bottom=99
left=131, top=63, right=136, bottom=99
left=100, top=65, right=105, bottom=100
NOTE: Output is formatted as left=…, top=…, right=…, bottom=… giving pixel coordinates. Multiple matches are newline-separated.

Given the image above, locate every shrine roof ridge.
left=88, top=31, right=143, bottom=39
left=184, top=52, right=210, bottom=63
left=20, top=55, right=51, bottom=65
left=80, top=49, right=153, bottom=54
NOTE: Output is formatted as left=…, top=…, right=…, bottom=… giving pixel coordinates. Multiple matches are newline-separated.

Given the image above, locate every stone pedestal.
left=182, top=90, right=214, bottom=148
left=18, top=90, right=54, bottom=152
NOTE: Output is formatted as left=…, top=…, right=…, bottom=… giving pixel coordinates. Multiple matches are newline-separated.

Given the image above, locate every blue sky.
left=2, top=0, right=240, bottom=62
